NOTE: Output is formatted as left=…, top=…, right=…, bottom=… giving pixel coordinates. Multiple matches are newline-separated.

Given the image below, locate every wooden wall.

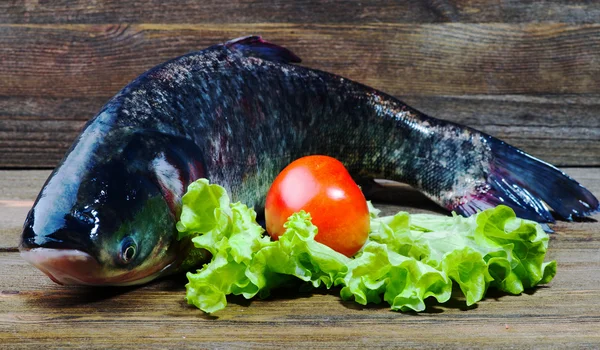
left=1, top=1, right=599, bottom=168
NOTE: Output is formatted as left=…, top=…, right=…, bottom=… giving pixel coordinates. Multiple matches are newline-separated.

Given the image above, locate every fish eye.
left=119, top=236, right=137, bottom=264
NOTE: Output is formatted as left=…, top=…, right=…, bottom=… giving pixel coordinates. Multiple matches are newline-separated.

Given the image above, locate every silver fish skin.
left=20, top=36, right=599, bottom=286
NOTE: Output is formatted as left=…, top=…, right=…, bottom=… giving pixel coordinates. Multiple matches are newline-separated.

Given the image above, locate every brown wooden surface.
left=0, top=169, right=599, bottom=349
left=2, top=1, right=600, bottom=168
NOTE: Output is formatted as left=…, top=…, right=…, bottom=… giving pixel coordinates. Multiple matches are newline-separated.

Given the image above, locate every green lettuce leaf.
left=361, top=207, right=557, bottom=307
left=177, top=179, right=556, bottom=314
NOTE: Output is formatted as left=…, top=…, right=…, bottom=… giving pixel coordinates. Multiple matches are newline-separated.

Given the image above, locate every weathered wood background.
left=1, top=1, right=600, bottom=168
left=1, top=1, right=600, bottom=349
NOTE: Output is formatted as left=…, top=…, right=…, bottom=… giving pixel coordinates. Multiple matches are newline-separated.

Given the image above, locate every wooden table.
left=1, top=169, right=599, bottom=349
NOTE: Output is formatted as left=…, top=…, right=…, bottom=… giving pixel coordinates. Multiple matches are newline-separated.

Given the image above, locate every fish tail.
left=456, top=136, right=599, bottom=223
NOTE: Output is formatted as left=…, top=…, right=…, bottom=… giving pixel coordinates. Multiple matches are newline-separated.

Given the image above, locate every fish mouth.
left=20, top=248, right=104, bottom=285
left=20, top=248, right=173, bottom=286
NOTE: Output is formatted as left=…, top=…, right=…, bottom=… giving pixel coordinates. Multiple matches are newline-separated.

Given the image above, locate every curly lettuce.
left=177, top=179, right=556, bottom=313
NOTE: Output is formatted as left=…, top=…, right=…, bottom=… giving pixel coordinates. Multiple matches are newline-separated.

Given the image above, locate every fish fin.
left=123, top=131, right=206, bottom=215
left=454, top=171, right=555, bottom=223
left=151, top=153, right=185, bottom=204
left=225, top=35, right=302, bottom=64
left=456, top=185, right=556, bottom=232
left=454, top=136, right=599, bottom=223
left=488, top=137, right=599, bottom=221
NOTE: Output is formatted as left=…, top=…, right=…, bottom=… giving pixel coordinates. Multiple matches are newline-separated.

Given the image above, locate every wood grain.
left=3, top=0, right=600, bottom=24
left=2, top=23, right=600, bottom=167
left=4, top=23, right=600, bottom=97
left=1, top=169, right=599, bottom=349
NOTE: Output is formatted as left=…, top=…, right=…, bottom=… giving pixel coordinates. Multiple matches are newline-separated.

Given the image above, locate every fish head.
left=20, top=126, right=200, bottom=286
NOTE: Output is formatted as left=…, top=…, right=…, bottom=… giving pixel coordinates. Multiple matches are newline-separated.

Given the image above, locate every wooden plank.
left=3, top=0, right=600, bottom=24
left=3, top=23, right=600, bottom=98
left=0, top=96, right=106, bottom=121
left=2, top=93, right=599, bottom=168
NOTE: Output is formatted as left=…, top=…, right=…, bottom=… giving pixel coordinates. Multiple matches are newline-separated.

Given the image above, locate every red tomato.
left=265, top=155, right=369, bottom=257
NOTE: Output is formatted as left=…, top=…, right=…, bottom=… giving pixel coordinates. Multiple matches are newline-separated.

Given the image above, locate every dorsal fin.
left=225, top=35, right=302, bottom=64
